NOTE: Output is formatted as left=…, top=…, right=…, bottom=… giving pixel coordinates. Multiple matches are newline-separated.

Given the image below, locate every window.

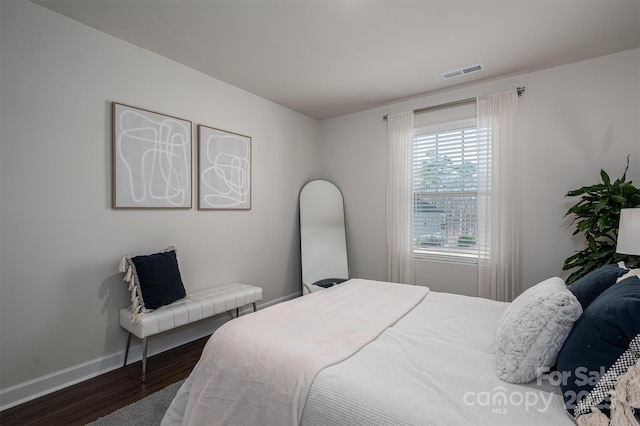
left=413, top=118, right=479, bottom=262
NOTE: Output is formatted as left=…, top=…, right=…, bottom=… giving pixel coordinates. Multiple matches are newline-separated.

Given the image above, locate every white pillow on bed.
left=495, top=277, right=582, bottom=384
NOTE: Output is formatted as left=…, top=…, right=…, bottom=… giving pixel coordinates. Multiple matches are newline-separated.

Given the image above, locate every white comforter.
left=164, top=282, right=575, bottom=426
left=171, top=279, right=428, bottom=426
left=302, top=291, right=575, bottom=426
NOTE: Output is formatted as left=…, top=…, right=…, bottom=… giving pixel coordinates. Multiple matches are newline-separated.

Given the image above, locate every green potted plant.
left=563, top=156, right=640, bottom=284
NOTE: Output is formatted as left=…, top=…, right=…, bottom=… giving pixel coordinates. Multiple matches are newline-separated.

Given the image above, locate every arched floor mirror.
left=299, top=179, right=349, bottom=295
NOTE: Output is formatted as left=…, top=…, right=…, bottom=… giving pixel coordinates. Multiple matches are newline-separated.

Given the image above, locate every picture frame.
left=112, top=102, right=192, bottom=209
left=198, top=124, right=252, bottom=210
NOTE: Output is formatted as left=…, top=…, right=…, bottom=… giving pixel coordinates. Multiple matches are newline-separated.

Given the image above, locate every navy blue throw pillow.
left=569, top=264, right=628, bottom=310
left=130, top=249, right=186, bottom=309
left=556, top=276, right=640, bottom=422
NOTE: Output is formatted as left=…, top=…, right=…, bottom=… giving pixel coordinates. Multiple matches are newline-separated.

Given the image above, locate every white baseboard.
left=0, top=292, right=299, bottom=411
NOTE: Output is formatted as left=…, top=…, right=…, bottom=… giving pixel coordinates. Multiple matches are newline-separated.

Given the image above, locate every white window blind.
left=413, top=118, right=479, bottom=261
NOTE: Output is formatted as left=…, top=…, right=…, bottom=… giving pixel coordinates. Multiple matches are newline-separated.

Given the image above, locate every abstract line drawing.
left=198, top=125, right=251, bottom=210
left=112, top=103, right=192, bottom=208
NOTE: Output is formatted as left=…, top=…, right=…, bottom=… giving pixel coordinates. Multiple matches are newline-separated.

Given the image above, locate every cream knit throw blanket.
left=181, top=279, right=429, bottom=426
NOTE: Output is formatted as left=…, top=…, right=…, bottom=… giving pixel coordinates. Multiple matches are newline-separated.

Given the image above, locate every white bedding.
left=168, top=279, right=428, bottom=426
left=163, top=282, right=575, bottom=426
left=302, top=291, right=575, bottom=426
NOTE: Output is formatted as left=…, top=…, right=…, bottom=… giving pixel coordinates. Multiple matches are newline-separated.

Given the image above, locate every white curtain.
left=386, top=111, right=415, bottom=284
left=477, top=90, right=520, bottom=301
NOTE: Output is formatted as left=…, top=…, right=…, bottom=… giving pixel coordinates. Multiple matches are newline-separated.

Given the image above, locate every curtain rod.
left=383, top=86, right=525, bottom=120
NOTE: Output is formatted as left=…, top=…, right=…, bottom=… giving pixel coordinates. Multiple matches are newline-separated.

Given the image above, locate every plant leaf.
left=594, top=197, right=609, bottom=213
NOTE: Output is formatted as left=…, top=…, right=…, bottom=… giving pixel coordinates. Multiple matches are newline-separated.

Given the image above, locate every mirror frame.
left=299, top=179, right=349, bottom=295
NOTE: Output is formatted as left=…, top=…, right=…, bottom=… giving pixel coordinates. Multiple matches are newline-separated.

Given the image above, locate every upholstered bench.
left=120, top=283, right=262, bottom=381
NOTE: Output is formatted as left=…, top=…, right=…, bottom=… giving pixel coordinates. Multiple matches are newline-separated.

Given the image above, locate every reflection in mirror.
left=299, top=180, right=349, bottom=295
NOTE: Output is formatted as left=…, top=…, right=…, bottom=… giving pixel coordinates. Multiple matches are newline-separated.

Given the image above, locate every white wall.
left=0, top=0, right=319, bottom=400
left=319, top=48, right=640, bottom=297
left=1, top=0, right=638, bottom=409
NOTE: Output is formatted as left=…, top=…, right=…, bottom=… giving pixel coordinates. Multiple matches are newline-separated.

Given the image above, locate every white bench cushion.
left=119, top=283, right=262, bottom=339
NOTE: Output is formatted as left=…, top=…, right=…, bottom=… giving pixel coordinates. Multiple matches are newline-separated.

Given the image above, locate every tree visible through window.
left=413, top=119, right=479, bottom=261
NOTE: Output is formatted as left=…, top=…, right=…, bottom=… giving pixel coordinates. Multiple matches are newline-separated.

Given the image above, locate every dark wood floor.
left=0, top=336, right=210, bottom=426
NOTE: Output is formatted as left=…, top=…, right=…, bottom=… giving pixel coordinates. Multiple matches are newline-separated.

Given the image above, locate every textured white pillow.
left=495, top=277, right=582, bottom=384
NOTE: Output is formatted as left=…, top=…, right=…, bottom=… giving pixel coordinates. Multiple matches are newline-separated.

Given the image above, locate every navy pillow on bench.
left=556, top=275, right=640, bottom=423
left=120, top=246, right=187, bottom=324
left=130, top=249, right=186, bottom=309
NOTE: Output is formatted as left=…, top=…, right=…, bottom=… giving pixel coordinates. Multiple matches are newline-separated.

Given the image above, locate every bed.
left=161, top=273, right=640, bottom=426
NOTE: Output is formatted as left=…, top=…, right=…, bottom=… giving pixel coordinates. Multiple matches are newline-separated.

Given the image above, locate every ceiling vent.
left=441, top=63, right=485, bottom=80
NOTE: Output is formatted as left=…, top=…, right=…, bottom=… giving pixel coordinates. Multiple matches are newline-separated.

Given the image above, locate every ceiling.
left=34, top=0, right=640, bottom=120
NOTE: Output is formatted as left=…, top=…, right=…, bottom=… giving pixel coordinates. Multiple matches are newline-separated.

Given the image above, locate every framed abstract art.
left=198, top=125, right=251, bottom=210
left=112, top=103, right=192, bottom=209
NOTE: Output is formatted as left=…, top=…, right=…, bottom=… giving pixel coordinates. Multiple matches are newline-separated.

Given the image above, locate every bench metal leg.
left=142, top=337, right=148, bottom=382
left=236, top=303, right=258, bottom=318
left=123, top=332, right=148, bottom=382
left=123, top=332, right=132, bottom=367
